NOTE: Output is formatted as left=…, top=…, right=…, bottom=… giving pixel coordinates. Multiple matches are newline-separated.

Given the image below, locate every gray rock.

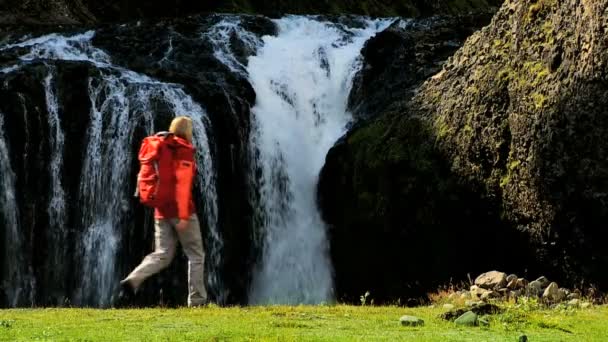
left=466, top=300, right=484, bottom=307
left=528, top=280, right=542, bottom=296
left=567, top=299, right=580, bottom=306
left=558, top=288, right=569, bottom=302
left=543, top=282, right=564, bottom=302
left=535, top=276, right=550, bottom=288
left=470, top=285, right=494, bottom=300
left=460, top=291, right=471, bottom=300
left=516, top=278, right=528, bottom=289
left=454, top=311, right=478, bottom=326
left=478, top=318, right=489, bottom=326
left=400, top=315, right=424, bottom=327
left=475, top=271, right=508, bottom=290
left=480, top=290, right=498, bottom=301
left=567, top=292, right=580, bottom=300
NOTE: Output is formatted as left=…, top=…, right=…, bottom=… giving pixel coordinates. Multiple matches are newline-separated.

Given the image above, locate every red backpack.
left=134, top=132, right=176, bottom=208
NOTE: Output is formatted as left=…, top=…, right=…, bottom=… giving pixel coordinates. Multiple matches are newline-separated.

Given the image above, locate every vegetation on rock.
left=319, top=0, right=608, bottom=301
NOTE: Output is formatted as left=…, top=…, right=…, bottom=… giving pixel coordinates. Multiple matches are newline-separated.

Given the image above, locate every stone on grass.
left=400, top=315, right=424, bottom=327
left=567, top=292, right=580, bottom=300
left=466, top=300, right=483, bottom=307
left=528, top=280, right=542, bottom=296
left=516, top=278, right=528, bottom=289
left=454, top=311, right=478, bottom=326
left=508, top=290, right=518, bottom=299
left=470, top=285, right=493, bottom=299
left=543, top=282, right=564, bottom=302
left=535, top=276, right=550, bottom=288
left=567, top=299, right=580, bottom=307
left=475, top=271, right=507, bottom=290
left=480, top=290, right=498, bottom=301
left=443, top=304, right=455, bottom=310
left=478, top=318, right=489, bottom=326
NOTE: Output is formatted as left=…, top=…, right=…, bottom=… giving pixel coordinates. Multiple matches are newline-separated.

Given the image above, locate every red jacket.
left=154, top=136, right=197, bottom=220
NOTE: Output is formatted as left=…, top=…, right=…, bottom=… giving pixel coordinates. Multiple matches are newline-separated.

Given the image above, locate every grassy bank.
left=1, top=304, right=607, bottom=341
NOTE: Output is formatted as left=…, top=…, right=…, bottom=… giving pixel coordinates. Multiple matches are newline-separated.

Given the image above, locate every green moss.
left=532, top=92, right=548, bottom=109
left=435, top=116, right=454, bottom=140
left=500, top=173, right=511, bottom=188
left=520, top=61, right=551, bottom=88
left=527, top=0, right=557, bottom=21
left=347, top=121, right=385, bottom=147
left=463, top=124, right=474, bottom=137
left=508, top=160, right=521, bottom=170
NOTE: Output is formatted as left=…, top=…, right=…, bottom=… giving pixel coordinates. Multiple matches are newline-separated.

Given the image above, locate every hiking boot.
left=188, top=298, right=209, bottom=308
left=115, top=279, right=137, bottom=308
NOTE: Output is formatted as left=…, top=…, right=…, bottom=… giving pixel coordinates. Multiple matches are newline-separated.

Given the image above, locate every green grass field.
left=1, top=304, right=607, bottom=341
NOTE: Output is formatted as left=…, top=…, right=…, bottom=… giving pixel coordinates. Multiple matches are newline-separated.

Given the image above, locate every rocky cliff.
left=320, top=0, right=608, bottom=301
left=0, top=0, right=503, bottom=27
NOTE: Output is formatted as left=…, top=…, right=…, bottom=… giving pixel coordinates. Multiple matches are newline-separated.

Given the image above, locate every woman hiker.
left=118, top=116, right=207, bottom=307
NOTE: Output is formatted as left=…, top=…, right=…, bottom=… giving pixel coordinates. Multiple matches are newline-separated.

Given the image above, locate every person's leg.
left=122, top=218, right=177, bottom=290
left=177, top=214, right=207, bottom=306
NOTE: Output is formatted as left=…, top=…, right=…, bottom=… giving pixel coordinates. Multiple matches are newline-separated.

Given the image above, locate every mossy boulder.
left=319, top=0, right=608, bottom=301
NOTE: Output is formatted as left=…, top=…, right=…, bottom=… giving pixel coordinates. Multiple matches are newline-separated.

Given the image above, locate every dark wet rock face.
left=320, top=0, right=608, bottom=302
left=0, top=0, right=503, bottom=27
left=348, top=12, right=495, bottom=123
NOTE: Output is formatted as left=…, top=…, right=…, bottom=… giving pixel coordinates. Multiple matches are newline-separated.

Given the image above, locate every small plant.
left=360, top=291, right=371, bottom=306
left=0, top=320, right=14, bottom=328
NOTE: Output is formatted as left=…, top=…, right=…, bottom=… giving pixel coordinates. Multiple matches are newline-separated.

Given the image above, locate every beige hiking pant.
left=123, top=214, right=207, bottom=306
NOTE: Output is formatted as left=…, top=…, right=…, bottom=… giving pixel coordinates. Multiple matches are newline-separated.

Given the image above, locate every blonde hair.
left=169, top=116, right=193, bottom=142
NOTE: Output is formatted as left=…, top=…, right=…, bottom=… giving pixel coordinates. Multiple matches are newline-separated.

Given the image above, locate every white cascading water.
left=207, top=16, right=263, bottom=77
left=43, top=70, right=69, bottom=304
left=0, top=111, right=34, bottom=307
left=2, top=31, right=223, bottom=306
left=246, top=17, right=391, bottom=304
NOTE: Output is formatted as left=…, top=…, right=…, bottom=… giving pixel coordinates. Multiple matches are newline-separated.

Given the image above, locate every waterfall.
left=0, top=111, right=34, bottom=307
left=0, top=14, right=393, bottom=306
left=246, top=17, right=390, bottom=304
left=76, top=72, right=144, bottom=307
left=43, top=69, right=69, bottom=304
left=206, top=16, right=264, bottom=77
left=2, top=31, right=223, bottom=306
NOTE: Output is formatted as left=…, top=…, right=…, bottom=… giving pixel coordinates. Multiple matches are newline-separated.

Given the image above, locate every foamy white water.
left=43, top=70, right=69, bottom=304
left=206, top=16, right=264, bottom=76
left=247, top=17, right=391, bottom=304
